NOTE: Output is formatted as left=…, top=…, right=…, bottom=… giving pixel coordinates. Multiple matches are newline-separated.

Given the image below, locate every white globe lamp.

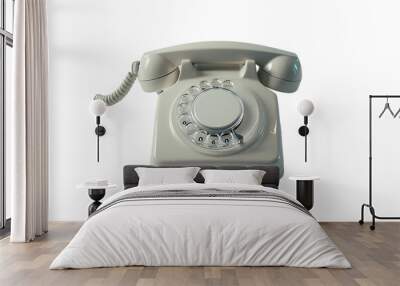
left=90, top=99, right=107, bottom=117
left=297, top=99, right=314, bottom=116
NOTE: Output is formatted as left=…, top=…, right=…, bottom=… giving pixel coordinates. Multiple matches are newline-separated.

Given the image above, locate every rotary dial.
left=176, top=79, right=244, bottom=150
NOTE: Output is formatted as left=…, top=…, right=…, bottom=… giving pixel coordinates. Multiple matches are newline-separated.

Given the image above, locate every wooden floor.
left=0, top=222, right=399, bottom=286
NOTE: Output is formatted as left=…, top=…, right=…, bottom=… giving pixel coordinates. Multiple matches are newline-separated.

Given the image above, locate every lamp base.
left=298, top=126, right=309, bottom=136
left=95, top=126, right=106, bottom=136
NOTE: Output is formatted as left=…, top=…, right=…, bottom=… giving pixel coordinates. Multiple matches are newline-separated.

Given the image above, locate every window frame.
left=0, top=0, right=13, bottom=233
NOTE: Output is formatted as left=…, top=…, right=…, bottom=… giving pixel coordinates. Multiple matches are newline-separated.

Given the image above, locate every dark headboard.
left=123, top=165, right=280, bottom=189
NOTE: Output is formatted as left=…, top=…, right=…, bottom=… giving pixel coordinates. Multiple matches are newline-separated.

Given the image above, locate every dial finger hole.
left=177, top=103, right=190, bottom=114
left=211, top=79, right=222, bottom=88
left=192, top=131, right=208, bottom=145
left=179, top=94, right=191, bottom=104
left=200, top=81, right=212, bottom=90
left=188, top=86, right=201, bottom=95
left=221, top=133, right=231, bottom=146
left=206, top=134, right=220, bottom=148
left=178, top=115, right=191, bottom=126
left=222, top=80, right=233, bottom=89
left=183, top=122, right=196, bottom=134
left=229, top=132, right=241, bottom=145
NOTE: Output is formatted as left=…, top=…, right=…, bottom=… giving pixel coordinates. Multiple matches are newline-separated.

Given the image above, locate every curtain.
left=9, top=0, right=48, bottom=242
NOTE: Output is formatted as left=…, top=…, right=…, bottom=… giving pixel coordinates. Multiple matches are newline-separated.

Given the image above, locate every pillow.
left=135, top=167, right=200, bottom=186
left=200, top=169, right=266, bottom=185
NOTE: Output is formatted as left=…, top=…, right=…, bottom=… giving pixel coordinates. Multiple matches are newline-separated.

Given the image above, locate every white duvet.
left=50, top=183, right=350, bottom=269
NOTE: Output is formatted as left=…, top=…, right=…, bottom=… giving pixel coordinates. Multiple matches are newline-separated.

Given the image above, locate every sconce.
left=297, top=99, right=315, bottom=162
left=89, top=100, right=107, bottom=162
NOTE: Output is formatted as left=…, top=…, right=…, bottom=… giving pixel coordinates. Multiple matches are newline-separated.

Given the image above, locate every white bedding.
left=50, top=183, right=350, bottom=269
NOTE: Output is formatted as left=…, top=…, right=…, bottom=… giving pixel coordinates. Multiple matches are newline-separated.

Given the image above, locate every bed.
left=50, top=165, right=350, bottom=269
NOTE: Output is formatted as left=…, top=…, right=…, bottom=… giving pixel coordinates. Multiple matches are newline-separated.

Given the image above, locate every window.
left=0, top=0, right=13, bottom=234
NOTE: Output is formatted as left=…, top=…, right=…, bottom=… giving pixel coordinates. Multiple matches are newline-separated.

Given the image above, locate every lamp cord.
left=97, top=124, right=100, bottom=162
left=305, top=134, right=308, bottom=162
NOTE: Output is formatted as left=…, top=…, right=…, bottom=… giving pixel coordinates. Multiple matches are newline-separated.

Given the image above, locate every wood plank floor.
left=0, top=222, right=399, bottom=286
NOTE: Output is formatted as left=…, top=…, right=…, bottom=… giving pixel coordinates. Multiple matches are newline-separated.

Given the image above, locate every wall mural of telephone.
left=92, top=42, right=302, bottom=176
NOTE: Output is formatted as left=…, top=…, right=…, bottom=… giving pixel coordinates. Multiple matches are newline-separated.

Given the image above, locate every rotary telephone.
left=94, top=42, right=302, bottom=176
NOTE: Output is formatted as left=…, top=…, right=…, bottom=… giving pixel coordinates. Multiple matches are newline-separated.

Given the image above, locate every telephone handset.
left=95, top=42, right=302, bottom=176
left=138, top=42, right=301, bottom=93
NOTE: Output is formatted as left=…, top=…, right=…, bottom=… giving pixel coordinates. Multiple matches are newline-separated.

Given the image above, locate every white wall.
left=48, top=0, right=400, bottom=221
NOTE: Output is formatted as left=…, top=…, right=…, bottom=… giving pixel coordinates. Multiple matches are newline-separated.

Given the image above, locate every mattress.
left=50, top=183, right=350, bottom=269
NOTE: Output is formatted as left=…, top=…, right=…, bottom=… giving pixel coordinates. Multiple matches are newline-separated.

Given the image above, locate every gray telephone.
left=94, top=42, right=302, bottom=176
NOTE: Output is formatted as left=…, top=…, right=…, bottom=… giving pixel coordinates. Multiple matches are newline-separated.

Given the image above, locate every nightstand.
left=288, top=176, right=320, bottom=210
left=77, top=183, right=117, bottom=216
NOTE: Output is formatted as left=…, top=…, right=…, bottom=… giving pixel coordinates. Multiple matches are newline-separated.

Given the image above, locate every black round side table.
left=289, top=176, right=320, bottom=210
left=88, top=189, right=106, bottom=216
left=77, top=184, right=116, bottom=216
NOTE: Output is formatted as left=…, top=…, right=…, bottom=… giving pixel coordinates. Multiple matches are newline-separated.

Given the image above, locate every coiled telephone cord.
left=94, top=61, right=140, bottom=106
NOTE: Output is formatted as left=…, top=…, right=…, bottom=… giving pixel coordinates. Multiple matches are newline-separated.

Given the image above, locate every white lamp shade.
left=90, top=99, right=107, bottom=116
left=297, top=99, right=314, bottom=116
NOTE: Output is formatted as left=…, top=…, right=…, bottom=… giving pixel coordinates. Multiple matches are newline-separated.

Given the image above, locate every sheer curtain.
left=9, top=0, right=48, bottom=242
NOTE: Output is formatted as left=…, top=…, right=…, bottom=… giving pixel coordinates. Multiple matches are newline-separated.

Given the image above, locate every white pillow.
left=135, top=167, right=200, bottom=186
left=200, top=169, right=266, bottom=185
